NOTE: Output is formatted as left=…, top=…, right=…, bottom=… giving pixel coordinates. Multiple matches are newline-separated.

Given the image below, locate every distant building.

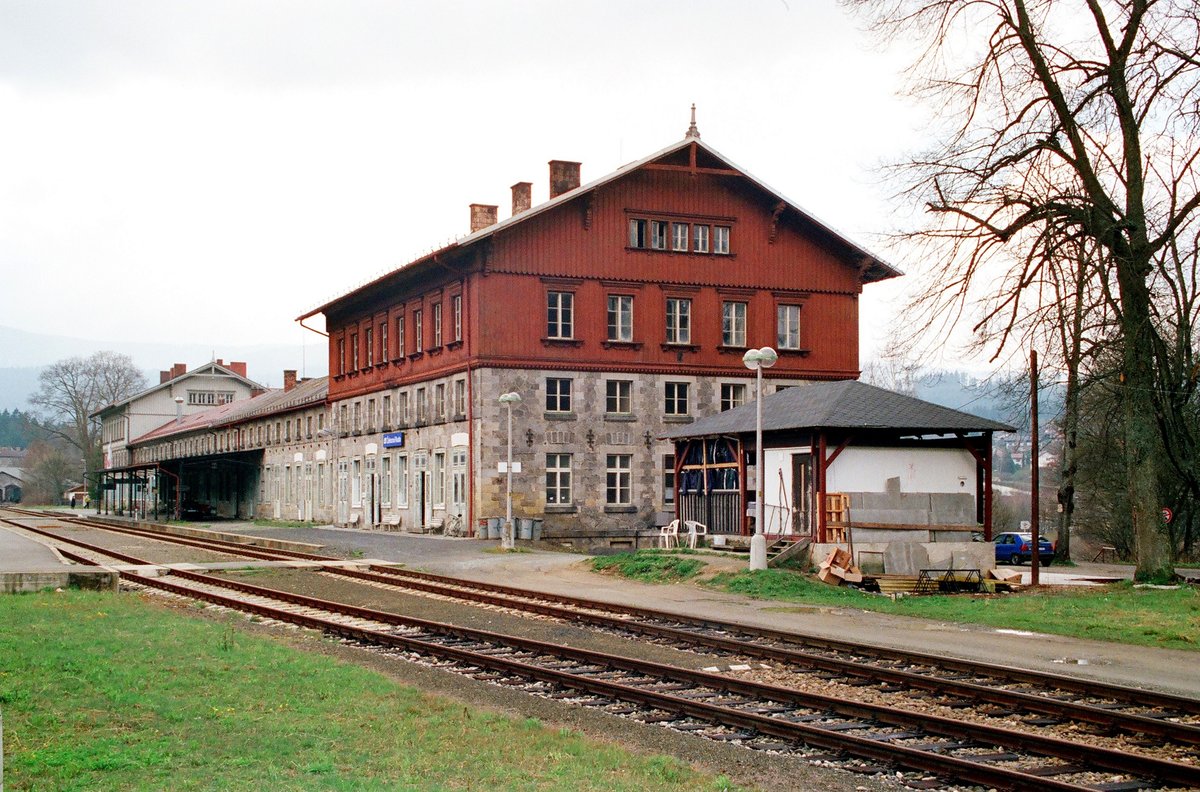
left=0, top=447, right=27, bottom=468
left=0, top=467, right=23, bottom=502
left=92, top=360, right=263, bottom=471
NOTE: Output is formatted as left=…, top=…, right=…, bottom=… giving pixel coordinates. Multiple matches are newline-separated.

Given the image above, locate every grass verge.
left=0, top=590, right=738, bottom=791
left=590, top=549, right=706, bottom=583
left=706, top=569, right=1199, bottom=651
left=251, top=518, right=313, bottom=528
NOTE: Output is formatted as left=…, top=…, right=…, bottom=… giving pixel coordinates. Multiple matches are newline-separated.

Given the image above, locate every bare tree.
left=30, top=351, right=146, bottom=461
left=847, top=0, right=1200, bottom=581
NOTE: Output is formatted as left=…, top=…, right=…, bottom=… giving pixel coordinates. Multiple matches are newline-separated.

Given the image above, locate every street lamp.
left=742, top=346, right=778, bottom=571
left=498, top=391, right=522, bottom=550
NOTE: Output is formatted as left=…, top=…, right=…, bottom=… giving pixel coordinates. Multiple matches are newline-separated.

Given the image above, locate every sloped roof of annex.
left=297, top=132, right=902, bottom=323
left=128, top=376, right=329, bottom=447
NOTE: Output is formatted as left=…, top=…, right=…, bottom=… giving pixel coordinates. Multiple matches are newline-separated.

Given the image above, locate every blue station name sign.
left=382, top=431, right=405, bottom=449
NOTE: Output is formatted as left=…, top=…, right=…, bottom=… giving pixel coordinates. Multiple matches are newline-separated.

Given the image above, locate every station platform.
left=0, top=524, right=118, bottom=593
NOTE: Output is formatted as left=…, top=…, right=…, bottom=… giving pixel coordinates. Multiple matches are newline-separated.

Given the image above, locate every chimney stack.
left=511, top=181, right=532, bottom=215
left=469, top=203, right=498, bottom=232
left=171, top=363, right=187, bottom=379
left=549, top=160, right=581, bottom=198
left=229, top=361, right=248, bottom=378
left=160, top=370, right=171, bottom=384
left=283, top=370, right=297, bottom=392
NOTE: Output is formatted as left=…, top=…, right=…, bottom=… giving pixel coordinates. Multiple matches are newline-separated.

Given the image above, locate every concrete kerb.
left=87, top=515, right=326, bottom=554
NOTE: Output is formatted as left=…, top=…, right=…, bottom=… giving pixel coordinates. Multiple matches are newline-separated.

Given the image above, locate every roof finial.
left=685, top=103, right=700, bottom=139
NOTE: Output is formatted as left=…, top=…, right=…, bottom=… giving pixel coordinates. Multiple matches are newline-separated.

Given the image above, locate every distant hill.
left=0, top=325, right=327, bottom=411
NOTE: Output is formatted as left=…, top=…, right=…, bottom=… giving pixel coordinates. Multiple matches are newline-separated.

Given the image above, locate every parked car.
left=994, top=532, right=1055, bottom=565
left=179, top=499, right=213, bottom=521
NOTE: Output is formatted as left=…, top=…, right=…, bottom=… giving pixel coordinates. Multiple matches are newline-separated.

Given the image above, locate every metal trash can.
left=487, top=517, right=502, bottom=539
left=517, top=518, right=533, bottom=540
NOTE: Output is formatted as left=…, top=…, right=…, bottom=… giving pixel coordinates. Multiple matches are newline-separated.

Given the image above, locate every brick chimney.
left=160, top=370, right=171, bottom=384
left=549, top=160, right=581, bottom=198
left=469, top=203, right=498, bottom=232
left=228, top=361, right=248, bottom=378
left=283, top=370, right=297, bottom=392
left=511, top=181, right=532, bottom=215
left=171, top=363, right=187, bottom=379
left=250, top=387, right=266, bottom=398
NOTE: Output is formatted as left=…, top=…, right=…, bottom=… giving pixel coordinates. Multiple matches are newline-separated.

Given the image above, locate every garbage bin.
left=531, top=518, right=543, bottom=541
left=487, top=517, right=502, bottom=539
left=476, top=519, right=488, bottom=539
left=517, top=518, right=533, bottom=540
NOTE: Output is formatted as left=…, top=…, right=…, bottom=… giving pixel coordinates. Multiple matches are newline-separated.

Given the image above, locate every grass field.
left=0, top=591, right=737, bottom=791
left=586, top=549, right=1199, bottom=651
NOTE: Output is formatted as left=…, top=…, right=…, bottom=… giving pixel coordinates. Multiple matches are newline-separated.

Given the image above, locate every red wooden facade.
left=309, top=136, right=898, bottom=397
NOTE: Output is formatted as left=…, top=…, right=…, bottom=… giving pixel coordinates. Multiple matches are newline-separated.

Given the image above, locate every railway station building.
left=290, top=120, right=898, bottom=542
left=108, top=120, right=907, bottom=544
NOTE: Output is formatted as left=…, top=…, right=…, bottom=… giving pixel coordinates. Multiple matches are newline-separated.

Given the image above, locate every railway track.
left=6, top=509, right=1200, bottom=789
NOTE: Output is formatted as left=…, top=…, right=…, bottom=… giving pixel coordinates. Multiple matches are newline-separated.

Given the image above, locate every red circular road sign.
left=1162, top=506, right=1174, bottom=525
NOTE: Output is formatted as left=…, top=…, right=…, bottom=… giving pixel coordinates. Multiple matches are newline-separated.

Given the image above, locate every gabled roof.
left=662, top=380, right=1013, bottom=439
left=129, top=376, right=328, bottom=446
left=90, top=361, right=265, bottom=419
left=298, top=134, right=901, bottom=321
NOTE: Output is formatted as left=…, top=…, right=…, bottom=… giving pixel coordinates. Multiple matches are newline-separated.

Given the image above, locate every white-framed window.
left=396, top=315, right=405, bottom=358
left=380, top=456, right=392, bottom=506
left=454, top=379, right=466, bottom=417
left=367, top=398, right=376, bottom=431
left=187, top=390, right=236, bottom=406
left=396, top=454, right=409, bottom=507
left=629, top=218, right=647, bottom=248
left=351, top=332, right=360, bottom=369
left=546, top=453, right=572, bottom=505
left=338, top=459, right=348, bottom=506
left=382, top=394, right=391, bottom=427
left=365, top=326, right=374, bottom=366
left=433, top=302, right=443, bottom=347
left=547, top=291, right=574, bottom=339
left=663, top=453, right=676, bottom=505
left=665, top=298, right=691, bottom=345
left=607, top=295, right=633, bottom=342
left=650, top=220, right=668, bottom=250
left=398, top=391, right=409, bottom=425
left=317, top=462, right=326, bottom=507
left=693, top=224, right=710, bottom=253
left=721, top=383, right=748, bottom=411
left=714, top=225, right=731, bottom=254
left=431, top=450, right=445, bottom=506
left=606, top=454, right=632, bottom=505
left=664, top=381, right=690, bottom=416
left=671, top=222, right=689, bottom=252
left=451, top=447, right=467, bottom=512
left=337, top=337, right=346, bottom=374
left=435, top=383, right=445, bottom=420
left=546, top=377, right=572, bottom=413
left=416, top=388, right=427, bottom=422
left=414, top=309, right=423, bottom=351
left=722, top=301, right=747, bottom=347
left=605, top=380, right=632, bottom=415
left=379, top=321, right=388, bottom=360
left=452, top=295, right=463, bottom=342
left=351, top=458, right=362, bottom=507
left=777, top=304, right=801, bottom=349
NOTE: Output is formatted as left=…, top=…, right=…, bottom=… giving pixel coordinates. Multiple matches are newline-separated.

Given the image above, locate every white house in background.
left=92, top=360, right=263, bottom=471
left=0, top=467, right=23, bottom=502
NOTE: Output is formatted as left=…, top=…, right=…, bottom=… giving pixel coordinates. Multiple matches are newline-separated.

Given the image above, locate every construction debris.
left=817, top=547, right=864, bottom=586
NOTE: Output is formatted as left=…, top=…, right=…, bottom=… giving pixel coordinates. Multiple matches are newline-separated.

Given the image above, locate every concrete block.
left=883, top=542, right=930, bottom=576
left=854, top=509, right=931, bottom=526
left=852, top=528, right=930, bottom=544
left=929, top=493, right=977, bottom=524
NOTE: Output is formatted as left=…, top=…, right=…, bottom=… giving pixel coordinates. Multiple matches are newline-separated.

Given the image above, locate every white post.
left=498, top=392, right=522, bottom=550
left=743, top=347, right=776, bottom=571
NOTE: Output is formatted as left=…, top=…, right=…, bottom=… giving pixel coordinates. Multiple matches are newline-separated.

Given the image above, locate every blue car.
left=994, top=532, right=1055, bottom=565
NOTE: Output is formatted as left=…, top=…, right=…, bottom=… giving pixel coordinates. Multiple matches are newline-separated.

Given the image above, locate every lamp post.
left=498, top=391, right=522, bottom=550
left=742, top=346, right=778, bottom=571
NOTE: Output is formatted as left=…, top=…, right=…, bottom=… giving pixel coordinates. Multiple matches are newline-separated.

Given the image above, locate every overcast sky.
left=0, top=0, right=933, bottom=372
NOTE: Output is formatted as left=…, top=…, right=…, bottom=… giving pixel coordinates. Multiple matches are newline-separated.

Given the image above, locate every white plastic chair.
left=659, top=519, right=680, bottom=549
left=683, top=520, right=707, bottom=549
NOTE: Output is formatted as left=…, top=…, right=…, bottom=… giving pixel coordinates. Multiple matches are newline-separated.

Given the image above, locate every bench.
left=382, top=514, right=401, bottom=532
left=1092, top=545, right=1118, bottom=562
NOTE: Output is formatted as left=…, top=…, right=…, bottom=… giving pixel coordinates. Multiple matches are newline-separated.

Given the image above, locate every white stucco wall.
left=827, top=447, right=977, bottom=497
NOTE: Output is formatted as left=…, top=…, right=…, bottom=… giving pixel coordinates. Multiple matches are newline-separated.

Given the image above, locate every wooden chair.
left=659, top=519, right=680, bottom=549
left=683, top=520, right=707, bottom=549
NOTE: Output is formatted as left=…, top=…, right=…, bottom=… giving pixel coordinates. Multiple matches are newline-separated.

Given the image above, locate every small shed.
left=0, top=467, right=24, bottom=503
left=663, top=380, right=1013, bottom=549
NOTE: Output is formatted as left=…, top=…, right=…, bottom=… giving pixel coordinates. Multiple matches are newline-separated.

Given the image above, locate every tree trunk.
left=1118, top=262, right=1173, bottom=581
